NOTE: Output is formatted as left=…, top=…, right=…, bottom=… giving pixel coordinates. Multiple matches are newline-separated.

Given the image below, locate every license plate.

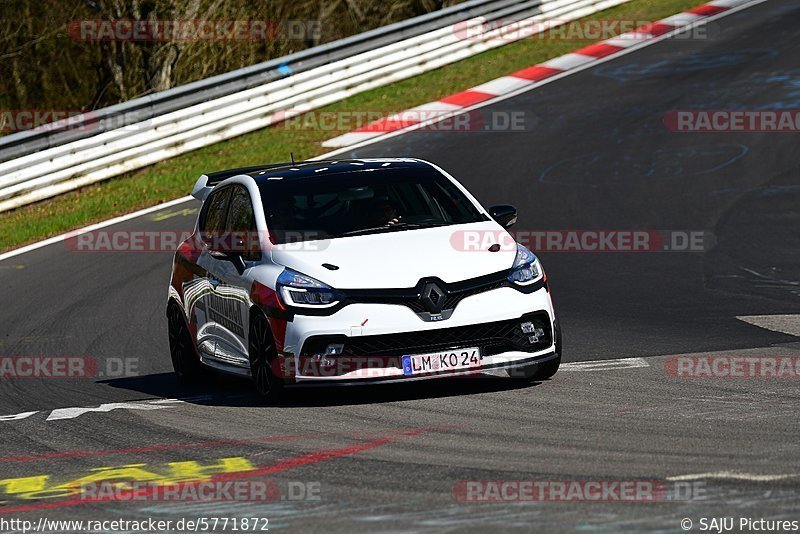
left=402, top=347, right=482, bottom=376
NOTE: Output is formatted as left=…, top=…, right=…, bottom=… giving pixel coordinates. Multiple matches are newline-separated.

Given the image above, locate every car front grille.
left=343, top=272, right=508, bottom=314
left=300, top=311, right=552, bottom=359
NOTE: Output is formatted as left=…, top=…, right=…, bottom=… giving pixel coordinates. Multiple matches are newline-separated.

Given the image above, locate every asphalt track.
left=1, top=1, right=799, bottom=531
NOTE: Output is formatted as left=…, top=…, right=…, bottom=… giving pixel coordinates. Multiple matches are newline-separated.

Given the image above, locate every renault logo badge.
left=420, top=282, right=446, bottom=314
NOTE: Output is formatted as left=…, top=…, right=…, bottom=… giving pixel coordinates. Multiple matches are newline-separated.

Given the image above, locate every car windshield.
left=259, top=167, right=487, bottom=244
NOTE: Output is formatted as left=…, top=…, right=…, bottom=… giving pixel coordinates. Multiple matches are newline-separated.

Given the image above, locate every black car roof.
left=204, top=159, right=431, bottom=186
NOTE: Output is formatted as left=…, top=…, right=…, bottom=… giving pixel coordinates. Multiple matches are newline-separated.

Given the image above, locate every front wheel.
left=249, top=313, right=285, bottom=403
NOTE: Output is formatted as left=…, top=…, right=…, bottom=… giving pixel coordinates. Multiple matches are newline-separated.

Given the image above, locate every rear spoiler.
left=191, top=162, right=297, bottom=201
left=191, top=175, right=213, bottom=201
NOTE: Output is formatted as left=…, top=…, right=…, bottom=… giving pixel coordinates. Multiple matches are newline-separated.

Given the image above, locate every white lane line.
left=737, top=315, right=800, bottom=337
left=667, top=471, right=800, bottom=482
left=560, top=357, right=650, bottom=372
left=0, top=195, right=194, bottom=263
left=0, top=0, right=767, bottom=263
left=0, top=395, right=218, bottom=423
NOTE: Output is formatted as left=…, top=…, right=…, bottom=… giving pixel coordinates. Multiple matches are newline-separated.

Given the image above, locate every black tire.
left=248, top=313, right=285, bottom=403
left=507, top=321, right=562, bottom=382
left=167, top=303, right=203, bottom=383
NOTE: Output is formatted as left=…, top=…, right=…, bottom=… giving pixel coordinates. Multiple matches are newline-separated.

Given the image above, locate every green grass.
left=1, top=0, right=703, bottom=253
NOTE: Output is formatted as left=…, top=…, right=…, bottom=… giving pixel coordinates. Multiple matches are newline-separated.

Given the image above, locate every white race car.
left=168, top=158, right=560, bottom=401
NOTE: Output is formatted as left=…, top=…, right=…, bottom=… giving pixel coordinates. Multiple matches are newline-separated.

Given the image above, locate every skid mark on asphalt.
left=224, top=487, right=800, bottom=531
left=538, top=144, right=749, bottom=186
left=0, top=435, right=306, bottom=463
left=621, top=393, right=798, bottom=422
left=302, top=488, right=800, bottom=531
left=0, top=427, right=441, bottom=514
left=0, top=335, right=73, bottom=347
left=592, top=48, right=781, bottom=83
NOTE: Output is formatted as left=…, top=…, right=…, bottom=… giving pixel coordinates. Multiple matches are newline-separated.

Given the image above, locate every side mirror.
left=208, top=234, right=247, bottom=275
left=488, top=204, right=518, bottom=228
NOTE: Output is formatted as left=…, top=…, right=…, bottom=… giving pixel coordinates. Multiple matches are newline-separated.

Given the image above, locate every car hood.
left=269, top=221, right=515, bottom=289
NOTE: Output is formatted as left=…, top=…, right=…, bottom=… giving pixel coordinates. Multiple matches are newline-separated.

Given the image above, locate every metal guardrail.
left=0, top=0, right=629, bottom=212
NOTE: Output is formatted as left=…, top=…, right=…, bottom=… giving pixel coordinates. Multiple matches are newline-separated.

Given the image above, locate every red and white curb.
left=322, top=0, right=754, bottom=148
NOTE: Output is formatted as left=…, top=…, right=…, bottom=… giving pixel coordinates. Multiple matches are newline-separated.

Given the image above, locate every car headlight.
left=277, top=268, right=344, bottom=308
left=507, top=244, right=543, bottom=285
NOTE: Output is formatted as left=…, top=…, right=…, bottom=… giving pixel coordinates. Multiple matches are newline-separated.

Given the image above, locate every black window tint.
left=226, top=186, right=261, bottom=261
left=201, top=187, right=232, bottom=234
left=259, top=167, right=485, bottom=244
left=428, top=179, right=480, bottom=222
left=227, top=186, right=255, bottom=232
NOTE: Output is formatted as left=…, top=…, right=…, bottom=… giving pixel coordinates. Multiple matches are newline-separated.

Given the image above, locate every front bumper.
left=280, top=284, right=556, bottom=383
left=286, top=350, right=560, bottom=387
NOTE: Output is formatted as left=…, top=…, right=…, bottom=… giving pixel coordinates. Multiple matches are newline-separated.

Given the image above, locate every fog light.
left=528, top=328, right=545, bottom=344
left=520, top=321, right=535, bottom=334
left=324, top=344, right=344, bottom=356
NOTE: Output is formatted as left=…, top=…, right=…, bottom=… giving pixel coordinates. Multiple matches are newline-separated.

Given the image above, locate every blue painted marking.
left=594, top=49, right=781, bottom=82
left=277, top=64, right=293, bottom=75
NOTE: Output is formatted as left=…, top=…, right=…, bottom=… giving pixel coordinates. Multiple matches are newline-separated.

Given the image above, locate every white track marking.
left=667, top=471, right=800, bottom=482
left=737, top=315, right=800, bottom=337
left=0, top=398, right=184, bottom=423
left=0, top=357, right=653, bottom=423
left=0, top=195, right=193, bottom=263
left=660, top=13, right=705, bottom=26
left=0, top=0, right=767, bottom=263
left=709, top=0, right=750, bottom=7
left=540, top=53, right=596, bottom=70
left=0, top=411, right=38, bottom=422
left=0, top=395, right=225, bottom=423
left=45, top=400, right=181, bottom=421
left=560, top=357, right=650, bottom=372
left=469, top=76, right=533, bottom=95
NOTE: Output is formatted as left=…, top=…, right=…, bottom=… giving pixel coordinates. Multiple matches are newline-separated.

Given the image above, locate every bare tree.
left=0, top=0, right=459, bottom=118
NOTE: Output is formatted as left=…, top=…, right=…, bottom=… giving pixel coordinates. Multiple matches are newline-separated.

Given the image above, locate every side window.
left=227, top=186, right=255, bottom=232
left=200, top=187, right=232, bottom=236
left=226, top=186, right=261, bottom=261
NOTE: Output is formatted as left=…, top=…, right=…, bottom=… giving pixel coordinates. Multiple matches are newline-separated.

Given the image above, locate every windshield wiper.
left=338, top=221, right=447, bottom=237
